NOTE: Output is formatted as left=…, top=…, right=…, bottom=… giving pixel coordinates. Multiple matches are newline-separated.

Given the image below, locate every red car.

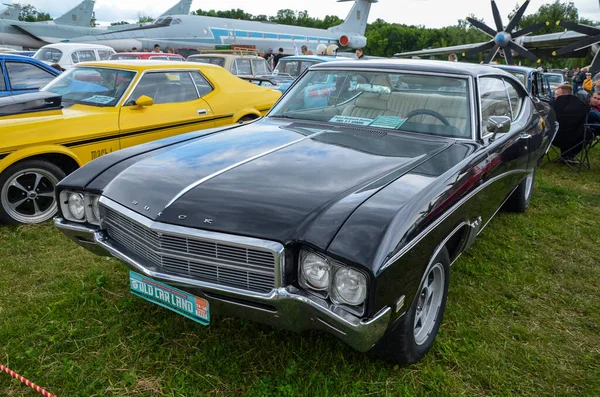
left=108, top=52, right=186, bottom=61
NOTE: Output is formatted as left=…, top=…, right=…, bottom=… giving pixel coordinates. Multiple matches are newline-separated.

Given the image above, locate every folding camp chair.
left=543, top=95, right=591, bottom=172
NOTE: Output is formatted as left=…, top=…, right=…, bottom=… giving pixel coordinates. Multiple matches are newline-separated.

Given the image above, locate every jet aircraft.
left=0, top=3, right=20, bottom=20
left=62, top=0, right=377, bottom=53
left=0, top=0, right=192, bottom=49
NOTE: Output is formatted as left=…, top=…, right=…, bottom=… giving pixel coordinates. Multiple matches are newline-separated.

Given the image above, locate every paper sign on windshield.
left=369, top=116, right=407, bottom=129
left=329, top=115, right=373, bottom=126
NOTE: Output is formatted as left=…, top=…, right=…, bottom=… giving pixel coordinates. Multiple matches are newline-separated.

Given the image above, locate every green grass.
left=1, top=149, right=599, bottom=396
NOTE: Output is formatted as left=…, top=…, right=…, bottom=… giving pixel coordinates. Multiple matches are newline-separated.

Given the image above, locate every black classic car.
left=54, top=60, right=554, bottom=365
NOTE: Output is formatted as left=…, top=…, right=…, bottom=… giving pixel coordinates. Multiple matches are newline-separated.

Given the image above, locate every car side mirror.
left=487, top=115, right=511, bottom=140
left=134, top=95, right=153, bottom=108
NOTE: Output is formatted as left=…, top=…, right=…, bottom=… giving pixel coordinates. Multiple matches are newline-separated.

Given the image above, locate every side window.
left=190, top=71, right=213, bottom=97
left=504, top=79, right=523, bottom=120
left=479, top=77, right=511, bottom=134
left=0, top=67, right=6, bottom=91
left=97, top=50, right=112, bottom=60
left=126, top=71, right=199, bottom=105
left=251, top=59, right=268, bottom=75
left=233, top=59, right=251, bottom=75
left=149, top=56, right=167, bottom=60
left=5, top=62, right=55, bottom=90
left=71, top=52, right=79, bottom=64
left=75, top=50, right=96, bottom=63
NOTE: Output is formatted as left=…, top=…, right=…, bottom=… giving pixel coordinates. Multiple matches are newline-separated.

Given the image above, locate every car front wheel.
left=0, top=160, right=65, bottom=224
left=370, top=247, right=450, bottom=365
left=504, top=167, right=536, bottom=213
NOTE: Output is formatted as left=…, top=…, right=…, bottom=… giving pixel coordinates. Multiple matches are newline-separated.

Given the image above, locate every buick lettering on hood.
left=55, top=60, right=554, bottom=365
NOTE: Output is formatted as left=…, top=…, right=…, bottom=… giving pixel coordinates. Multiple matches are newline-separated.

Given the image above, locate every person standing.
left=273, top=48, right=285, bottom=68
left=356, top=48, right=365, bottom=59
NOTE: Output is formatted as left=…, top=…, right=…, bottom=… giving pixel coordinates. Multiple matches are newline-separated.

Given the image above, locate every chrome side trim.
left=380, top=168, right=527, bottom=271
left=163, top=132, right=323, bottom=209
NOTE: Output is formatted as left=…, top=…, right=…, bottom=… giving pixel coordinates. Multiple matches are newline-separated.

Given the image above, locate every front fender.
left=0, top=144, right=82, bottom=174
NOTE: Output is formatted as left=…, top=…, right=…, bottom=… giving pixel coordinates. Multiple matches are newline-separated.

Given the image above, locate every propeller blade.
left=467, top=17, right=497, bottom=38
left=504, top=48, right=514, bottom=66
left=491, top=0, right=504, bottom=32
left=507, top=41, right=540, bottom=63
left=484, top=44, right=500, bottom=64
left=589, top=51, right=600, bottom=74
left=556, top=20, right=600, bottom=36
left=505, top=0, right=530, bottom=33
left=462, top=40, right=496, bottom=57
left=512, top=22, right=548, bottom=38
left=553, top=34, right=600, bottom=56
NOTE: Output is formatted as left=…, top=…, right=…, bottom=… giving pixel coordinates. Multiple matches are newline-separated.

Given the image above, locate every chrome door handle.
left=197, top=109, right=208, bottom=115
left=519, top=133, right=532, bottom=139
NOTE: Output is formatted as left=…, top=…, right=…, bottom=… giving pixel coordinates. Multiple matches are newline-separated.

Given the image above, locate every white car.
left=33, top=43, right=116, bottom=70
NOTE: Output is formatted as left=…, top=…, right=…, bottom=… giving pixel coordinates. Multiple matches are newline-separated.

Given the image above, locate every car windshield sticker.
left=82, top=95, right=115, bottom=105
left=329, top=115, right=373, bottom=126
left=369, top=116, right=408, bottom=129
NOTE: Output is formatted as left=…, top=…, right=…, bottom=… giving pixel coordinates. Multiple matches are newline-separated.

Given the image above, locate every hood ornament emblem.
left=178, top=215, right=187, bottom=220
left=204, top=219, right=213, bottom=224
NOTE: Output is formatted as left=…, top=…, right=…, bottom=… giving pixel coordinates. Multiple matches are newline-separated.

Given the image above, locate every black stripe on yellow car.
left=63, top=115, right=234, bottom=148
left=0, top=153, right=9, bottom=160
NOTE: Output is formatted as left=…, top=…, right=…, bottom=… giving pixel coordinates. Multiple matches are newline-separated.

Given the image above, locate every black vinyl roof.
left=312, top=58, right=513, bottom=78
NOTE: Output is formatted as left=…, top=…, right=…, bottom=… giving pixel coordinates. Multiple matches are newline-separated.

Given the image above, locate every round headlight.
left=332, top=268, right=367, bottom=306
left=91, top=195, right=101, bottom=221
left=301, top=252, right=330, bottom=290
left=67, top=193, right=85, bottom=220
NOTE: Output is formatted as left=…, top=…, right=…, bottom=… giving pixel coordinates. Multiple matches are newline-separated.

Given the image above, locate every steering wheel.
left=405, top=109, right=451, bottom=126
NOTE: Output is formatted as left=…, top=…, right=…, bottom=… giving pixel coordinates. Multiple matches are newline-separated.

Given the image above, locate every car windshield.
left=507, top=71, right=526, bottom=85
left=41, top=67, right=136, bottom=107
left=546, top=74, right=564, bottom=84
left=187, top=57, right=225, bottom=67
left=269, top=70, right=471, bottom=138
left=34, top=48, right=63, bottom=63
left=109, top=54, right=142, bottom=60
left=273, top=59, right=316, bottom=77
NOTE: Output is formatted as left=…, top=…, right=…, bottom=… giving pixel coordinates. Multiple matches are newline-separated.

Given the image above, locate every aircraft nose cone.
left=494, top=32, right=512, bottom=47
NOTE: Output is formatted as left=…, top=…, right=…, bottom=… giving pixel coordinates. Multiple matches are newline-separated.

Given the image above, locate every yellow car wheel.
left=0, top=159, right=66, bottom=225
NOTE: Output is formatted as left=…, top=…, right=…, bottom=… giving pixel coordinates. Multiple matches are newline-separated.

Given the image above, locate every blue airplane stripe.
left=250, top=32, right=262, bottom=38
left=265, top=33, right=277, bottom=39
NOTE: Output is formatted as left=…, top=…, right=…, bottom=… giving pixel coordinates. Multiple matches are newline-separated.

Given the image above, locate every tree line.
left=8, top=0, right=599, bottom=67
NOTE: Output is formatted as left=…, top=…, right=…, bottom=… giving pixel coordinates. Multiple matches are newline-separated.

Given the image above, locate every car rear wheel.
left=370, top=247, right=450, bottom=365
left=0, top=160, right=65, bottom=224
left=504, top=167, right=536, bottom=213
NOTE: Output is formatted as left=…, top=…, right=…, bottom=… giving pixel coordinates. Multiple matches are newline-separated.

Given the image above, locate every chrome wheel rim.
left=524, top=170, right=534, bottom=200
left=1, top=168, right=59, bottom=223
left=414, top=262, right=445, bottom=346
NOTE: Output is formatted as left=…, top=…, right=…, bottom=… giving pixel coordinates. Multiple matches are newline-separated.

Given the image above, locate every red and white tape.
left=0, top=364, right=56, bottom=397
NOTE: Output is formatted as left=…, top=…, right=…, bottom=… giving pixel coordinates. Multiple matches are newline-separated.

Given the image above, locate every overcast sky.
left=23, top=0, right=600, bottom=28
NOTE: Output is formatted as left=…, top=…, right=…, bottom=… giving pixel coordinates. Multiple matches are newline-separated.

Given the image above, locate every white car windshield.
left=41, top=67, right=136, bottom=107
left=546, top=74, right=564, bottom=84
left=269, top=70, right=471, bottom=138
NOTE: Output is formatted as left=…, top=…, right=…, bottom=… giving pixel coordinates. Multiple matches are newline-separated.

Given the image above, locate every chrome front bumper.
left=54, top=218, right=392, bottom=352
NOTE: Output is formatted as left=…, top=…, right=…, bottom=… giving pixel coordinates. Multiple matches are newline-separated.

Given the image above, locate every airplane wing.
left=395, top=30, right=588, bottom=59
left=10, top=24, right=44, bottom=42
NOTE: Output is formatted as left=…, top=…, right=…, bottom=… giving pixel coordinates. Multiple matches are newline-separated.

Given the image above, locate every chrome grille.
left=103, top=207, right=277, bottom=293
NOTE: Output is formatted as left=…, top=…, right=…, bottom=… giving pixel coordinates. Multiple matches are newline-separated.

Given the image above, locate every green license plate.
left=129, top=271, right=209, bottom=325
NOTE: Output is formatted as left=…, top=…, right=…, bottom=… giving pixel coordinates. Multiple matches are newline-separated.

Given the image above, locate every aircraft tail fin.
left=54, top=0, right=95, bottom=27
left=329, top=0, right=377, bottom=36
left=159, top=0, right=193, bottom=17
left=0, top=3, right=20, bottom=20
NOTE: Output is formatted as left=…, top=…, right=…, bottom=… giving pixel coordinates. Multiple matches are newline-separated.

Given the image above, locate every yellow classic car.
left=0, top=60, right=281, bottom=224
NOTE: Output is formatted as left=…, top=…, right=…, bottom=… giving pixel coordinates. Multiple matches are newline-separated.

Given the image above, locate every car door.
left=5, top=60, right=57, bottom=95
left=479, top=76, right=532, bottom=210
left=532, top=71, right=552, bottom=104
left=119, top=70, right=215, bottom=149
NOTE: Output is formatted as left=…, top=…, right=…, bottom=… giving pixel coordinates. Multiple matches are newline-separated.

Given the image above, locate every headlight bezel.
left=298, top=248, right=369, bottom=314
left=59, top=190, right=103, bottom=225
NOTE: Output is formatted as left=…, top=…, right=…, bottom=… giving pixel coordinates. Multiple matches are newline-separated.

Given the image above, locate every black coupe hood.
left=102, top=120, right=453, bottom=243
